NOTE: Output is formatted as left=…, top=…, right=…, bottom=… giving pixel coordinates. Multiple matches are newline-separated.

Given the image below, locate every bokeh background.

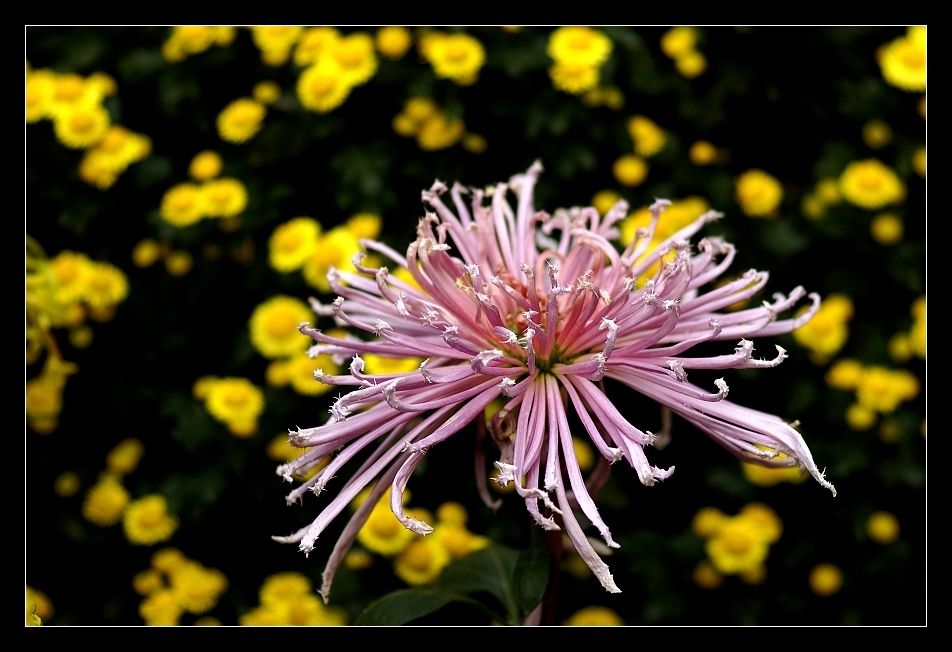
left=25, top=26, right=925, bottom=626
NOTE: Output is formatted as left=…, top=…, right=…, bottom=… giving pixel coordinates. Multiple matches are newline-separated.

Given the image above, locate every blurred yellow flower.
left=808, top=563, right=843, bottom=596
left=81, top=261, right=129, bottom=310
left=205, top=377, right=265, bottom=433
left=216, top=98, right=266, bottom=144
left=269, top=217, right=321, bottom=272
left=547, top=26, right=613, bottom=67
left=53, top=103, right=111, bottom=149
left=394, top=537, right=451, bottom=586
left=548, top=61, right=600, bottom=95
left=106, top=438, right=145, bottom=476
left=376, top=26, right=412, bottom=60
left=294, top=26, right=341, bottom=66
left=660, top=26, right=698, bottom=59
left=626, top=115, right=667, bottom=157
left=252, top=80, right=281, bottom=105
left=427, top=33, right=486, bottom=82
left=689, top=140, right=718, bottom=165
left=675, top=50, right=707, bottom=78
left=866, top=511, right=900, bottom=544
left=249, top=295, right=312, bottom=358
left=160, top=183, right=205, bottom=227
left=612, top=154, right=649, bottom=187
left=878, top=27, right=926, bottom=92
left=330, top=32, right=378, bottom=87
left=839, top=159, right=905, bottom=209
left=201, top=178, right=248, bottom=218
left=564, top=605, right=624, bottom=626
left=297, top=59, right=353, bottom=113
left=82, top=475, right=130, bottom=526
left=862, top=119, right=892, bottom=148
left=735, top=169, right=783, bottom=217
left=870, top=212, right=904, bottom=245
left=124, top=494, right=179, bottom=545
left=189, top=150, right=223, bottom=181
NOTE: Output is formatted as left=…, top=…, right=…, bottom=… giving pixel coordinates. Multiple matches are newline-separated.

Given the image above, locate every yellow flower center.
left=402, top=543, right=431, bottom=571
left=266, top=312, right=298, bottom=337
left=445, top=42, right=469, bottom=62
left=55, top=76, right=84, bottom=102
left=308, top=74, right=336, bottom=97
left=336, top=44, right=363, bottom=67
left=276, top=229, right=304, bottom=251
left=171, top=193, right=196, bottom=211
left=70, top=111, right=95, bottom=131
left=721, top=528, right=753, bottom=554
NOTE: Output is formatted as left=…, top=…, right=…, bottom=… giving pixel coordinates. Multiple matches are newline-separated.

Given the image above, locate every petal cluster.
left=274, top=162, right=834, bottom=597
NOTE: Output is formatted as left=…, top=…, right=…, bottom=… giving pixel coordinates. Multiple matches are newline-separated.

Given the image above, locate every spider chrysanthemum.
left=274, top=162, right=835, bottom=598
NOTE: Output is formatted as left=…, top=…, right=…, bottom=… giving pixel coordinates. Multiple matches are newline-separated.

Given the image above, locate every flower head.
left=124, top=494, right=179, bottom=545
left=274, top=162, right=834, bottom=598
left=547, top=27, right=613, bottom=67
left=426, top=33, right=486, bottom=83
left=839, top=159, right=906, bottom=209
left=735, top=169, right=783, bottom=217
left=216, top=98, right=266, bottom=144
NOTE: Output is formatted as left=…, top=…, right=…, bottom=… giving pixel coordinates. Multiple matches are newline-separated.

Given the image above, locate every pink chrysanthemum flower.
left=274, top=161, right=835, bottom=598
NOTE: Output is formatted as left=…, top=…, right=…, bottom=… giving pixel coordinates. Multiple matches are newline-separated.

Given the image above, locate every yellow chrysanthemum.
left=50, top=250, right=92, bottom=304
left=737, top=503, right=782, bottom=544
left=81, top=261, right=129, bottom=310
left=416, top=114, right=466, bottom=151
left=259, top=572, right=312, bottom=606
left=870, top=212, right=904, bottom=245
left=52, top=103, right=111, bottom=149
left=866, top=511, right=900, bottom=544
left=26, top=376, right=63, bottom=434
left=845, top=402, right=876, bottom=431
left=269, top=216, right=321, bottom=273
left=360, top=353, right=422, bottom=376
left=689, top=140, right=718, bottom=166
left=293, top=26, right=341, bottom=66
left=548, top=61, right=600, bottom=95
left=302, top=226, right=363, bottom=292
left=82, top=476, right=130, bottom=526
left=123, top=494, right=179, bottom=545
left=547, top=26, right=613, bottom=67
left=675, top=51, right=707, bottom=78
left=735, top=169, right=783, bottom=217
left=26, top=586, right=54, bottom=622
left=912, top=146, right=926, bottom=178
left=242, top=592, right=346, bottom=626
left=287, top=352, right=336, bottom=396
left=592, top=190, right=623, bottom=217
left=862, top=119, right=893, bottom=149
left=427, top=33, right=486, bottom=82
left=188, top=151, right=223, bottom=181
left=692, top=561, right=723, bottom=590
left=139, top=588, right=183, bottom=626
left=404, top=97, right=439, bottom=123
left=251, top=26, right=303, bottom=66
left=705, top=516, right=771, bottom=574
left=376, top=26, right=412, bottom=60
left=344, top=212, right=382, bottom=240
left=878, top=30, right=926, bottom=92
left=433, top=523, right=489, bottom=560
left=626, top=115, right=667, bottom=158
left=742, top=453, right=807, bottom=487
left=909, top=298, right=926, bottom=359
left=564, top=605, right=624, bottom=626
left=216, top=98, right=266, bottom=144
left=839, top=159, right=906, bottom=209
left=330, top=32, right=378, bottom=87
left=168, top=26, right=218, bottom=56
left=151, top=547, right=187, bottom=573
left=825, top=358, right=863, bottom=391
left=106, top=438, right=145, bottom=475
left=249, top=295, right=312, bottom=358
left=26, top=68, right=57, bottom=123
left=808, top=563, right=843, bottom=597
left=200, top=178, right=248, bottom=218
left=169, top=561, right=228, bottom=614
left=54, top=471, right=80, bottom=497
left=394, top=536, right=451, bottom=586
left=132, top=239, right=163, bottom=268
left=462, top=133, right=488, bottom=153
left=660, top=27, right=699, bottom=59
left=357, top=498, right=417, bottom=556
left=792, top=294, right=852, bottom=361
left=205, top=377, right=265, bottom=433
left=856, top=366, right=919, bottom=413
left=612, top=154, right=648, bottom=187
left=297, top=59, right=353, bottom=113
left=133, top=568, right=165, bottom=596
left=165, top=250, right=193, bottom=277
left=692, top=506, right=726, bottom=538
left=160, top=183, right=205, bottom=227
left=252, top=80, right=282, bottom=105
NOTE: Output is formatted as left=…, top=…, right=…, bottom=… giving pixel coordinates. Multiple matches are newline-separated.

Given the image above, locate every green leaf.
left=355, top=587, right=487, bottom=626
left=437, top=544, right=520, bottom=621
left=513, top=546, right=550, bottom=615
